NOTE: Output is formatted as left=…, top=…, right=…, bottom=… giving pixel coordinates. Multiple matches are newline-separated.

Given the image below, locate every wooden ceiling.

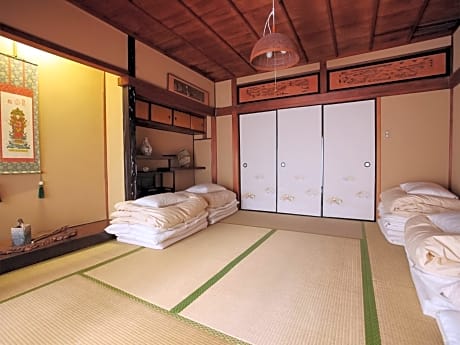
left=68, top=0, right=460, bottom=82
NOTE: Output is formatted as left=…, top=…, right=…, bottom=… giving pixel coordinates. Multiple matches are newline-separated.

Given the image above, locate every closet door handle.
left=364, top=161, right=371, bottom=168
left=280, top=162, right=286, bottom=168
left=243, top=162, right=248, bottom=168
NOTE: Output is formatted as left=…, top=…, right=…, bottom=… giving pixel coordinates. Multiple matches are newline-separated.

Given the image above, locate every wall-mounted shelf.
left=136, top=155, right=205, bottom=170
left=135, top=155, right=206, bottom=197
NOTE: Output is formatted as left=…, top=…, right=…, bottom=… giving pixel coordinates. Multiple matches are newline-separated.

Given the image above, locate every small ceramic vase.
left=140, top=137, right=153, bottom=156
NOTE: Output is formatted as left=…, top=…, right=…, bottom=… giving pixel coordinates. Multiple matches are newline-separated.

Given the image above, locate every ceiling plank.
left=278, top=0, right=309, bottom=63
left=133, top=0, right=238, bottom=80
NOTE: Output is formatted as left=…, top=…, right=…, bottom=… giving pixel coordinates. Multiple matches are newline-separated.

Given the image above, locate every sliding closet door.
left=277, top=106, right=322, bottom=216
left=323, top=100, right=376, bottom=220
left=239, top=111, right=277, bottom=212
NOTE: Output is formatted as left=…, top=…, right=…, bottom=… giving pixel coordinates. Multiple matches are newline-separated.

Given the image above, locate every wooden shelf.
left=171, top=166, right=206, bottom=170
left=136, top=155, right=172, bottom=160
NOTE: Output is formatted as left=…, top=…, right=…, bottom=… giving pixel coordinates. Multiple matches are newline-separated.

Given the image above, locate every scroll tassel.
left=38, top=179, right=45, bottom=199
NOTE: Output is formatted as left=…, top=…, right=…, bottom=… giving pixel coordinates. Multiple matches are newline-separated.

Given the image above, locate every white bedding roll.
left=405, top=215, right=460, bottom=277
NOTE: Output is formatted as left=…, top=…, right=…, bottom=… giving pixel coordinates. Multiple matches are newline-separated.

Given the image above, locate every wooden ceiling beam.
left=226, top=0, right=260, bottom=39
left=407, top=0, right=430, bottom=43
left=325, top=0, right=338, bottom=57
left=369, top=0, right=380, bottom=50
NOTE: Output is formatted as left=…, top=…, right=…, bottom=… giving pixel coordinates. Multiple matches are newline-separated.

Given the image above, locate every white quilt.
left=110, top=194, right=207, bottom=230
left=405, top=215, right=460, bottom=277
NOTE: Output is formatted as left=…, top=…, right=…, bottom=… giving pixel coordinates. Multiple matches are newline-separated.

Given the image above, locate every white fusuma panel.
left=323, top=100, right=376, bottom=220
left=277, top=106, right=323, bottom=216
left=239, top=111, right=277, bottom=212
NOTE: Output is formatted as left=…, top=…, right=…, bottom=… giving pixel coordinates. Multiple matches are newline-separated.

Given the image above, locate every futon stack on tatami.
left=184, top=183, right=239, bottom=224
left=404, top=212, right=460, bottom=345
left=377, top=182, right=460, bottom=246
left=105, top=192, right=208, bottom=249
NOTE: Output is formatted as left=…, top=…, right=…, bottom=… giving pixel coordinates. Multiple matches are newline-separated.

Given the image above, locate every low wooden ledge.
left=0, top=220, right=113, bottom=274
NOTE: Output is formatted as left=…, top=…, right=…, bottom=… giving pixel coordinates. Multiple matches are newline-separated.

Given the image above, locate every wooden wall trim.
left=449, top=87, right=454, bottom=189
left=320, top=61, right=327, bottom=93
left=225, top=76, right=449, bottom=114
left=119, top=76, right=215, bottom=117
left=102, top=74, right=109, bottom=219
left=450, top=68, right=460, bottom=88
left=0, top=23, right=127, bottom=77
left=211, top=116, right=217, bottom=183
left=376, top=97, right=382, bottom=210
left=231, top=79, right=240, bottom=197
left=216, top=106, right=234, bottom=116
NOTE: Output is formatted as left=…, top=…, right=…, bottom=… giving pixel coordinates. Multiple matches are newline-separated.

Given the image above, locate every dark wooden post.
left=123, top=36, right=137, bottom=200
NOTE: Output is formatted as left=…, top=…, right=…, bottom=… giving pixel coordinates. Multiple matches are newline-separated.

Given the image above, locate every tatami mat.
left=0, top=240, right=138, bottom=301
left=364, top=222, right=443, bottom=345
left=222, top=210, right=362, bottom=239
left=181, top=230, right=364, bottom=345
left=0, top=275, right=241, bottom=345
left=85, top=223, right=271, bottom=310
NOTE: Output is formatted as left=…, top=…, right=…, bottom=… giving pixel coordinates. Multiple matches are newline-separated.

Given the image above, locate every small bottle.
left=140, top=137, right=152, bottom=156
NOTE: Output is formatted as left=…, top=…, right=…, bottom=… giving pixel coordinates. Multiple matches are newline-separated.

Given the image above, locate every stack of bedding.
left=377, top=182, right=460, bottom=246
left=184, top=183, right=239, bottom=224
left=105, top=192, right=208, bottom=249
left=404, top=212, right=460, bottom=344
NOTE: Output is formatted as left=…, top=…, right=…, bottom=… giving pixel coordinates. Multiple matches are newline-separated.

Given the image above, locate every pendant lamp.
left=250, top=0, right=299, bottom=71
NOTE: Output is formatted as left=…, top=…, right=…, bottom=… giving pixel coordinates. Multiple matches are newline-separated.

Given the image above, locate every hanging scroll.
left=0, top=53, right=40, bottom=174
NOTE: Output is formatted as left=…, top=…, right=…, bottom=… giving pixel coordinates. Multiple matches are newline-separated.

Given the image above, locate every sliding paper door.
left=239, top=111, right=277, bottom=212
left=322, top=100, right=376, bottom=220
left=277, top=106, right=323, bottom=216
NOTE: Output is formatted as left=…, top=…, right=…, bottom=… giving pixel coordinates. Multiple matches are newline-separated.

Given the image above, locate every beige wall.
left=215, top=80, right=233, bottom=108
left=105, top=73, right=125, bottom=212
left=136, top=41, right=215, bottom=107
left=0, top=0, right=127, bottom=71
left=194, top=139, right=212, bottom=184
left=0, top=40, right=108, bottom=240
left=451, top=85, right=460, bottom=195
left=216, top=115, right=233, bottom=189
left=380, top=90, right=450, bottom=191
left=451, top=27, right=460, bottom=194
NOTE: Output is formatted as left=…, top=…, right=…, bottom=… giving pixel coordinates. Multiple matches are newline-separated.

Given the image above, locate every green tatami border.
left=81, top=273, right=249, bottom=344
left=0, top=245, right=143, bottom=304
left=361, top=223, right=381, bottom=345
left=170, top=229, right=277, bottom=314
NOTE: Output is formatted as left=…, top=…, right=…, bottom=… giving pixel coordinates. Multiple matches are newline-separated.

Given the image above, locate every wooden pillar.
left=123, top=36, right=137, bottom=200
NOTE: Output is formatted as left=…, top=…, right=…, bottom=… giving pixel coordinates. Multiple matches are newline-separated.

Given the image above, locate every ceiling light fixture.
left=250, top=0, right=299, bottom=71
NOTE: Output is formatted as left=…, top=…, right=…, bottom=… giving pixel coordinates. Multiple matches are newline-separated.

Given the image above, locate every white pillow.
left=428, top=212, right=460, bottom=233
left=186, top=183, right=226, bottom=193
left=133, top=193, right=188, bottom=207
left=400, top=182, right=458, bottom=199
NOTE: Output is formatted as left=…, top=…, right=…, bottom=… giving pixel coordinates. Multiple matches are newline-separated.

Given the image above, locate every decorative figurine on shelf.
left=177, top=149, right=191, bottom=168
left=140, top=137, right=153, bottom=156
left=11, top=218, right=32, bottom=247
